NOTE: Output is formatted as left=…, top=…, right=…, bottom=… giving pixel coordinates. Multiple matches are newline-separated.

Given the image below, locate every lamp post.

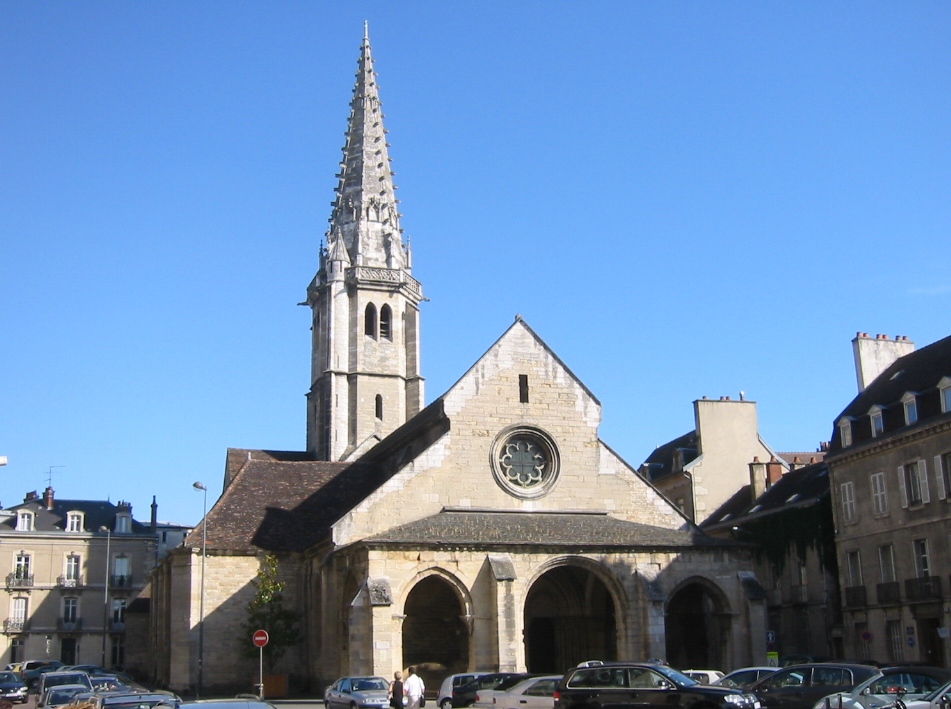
left=99, top=525, right=111, bottom=667
left=193, top=482, right=208, bottom=698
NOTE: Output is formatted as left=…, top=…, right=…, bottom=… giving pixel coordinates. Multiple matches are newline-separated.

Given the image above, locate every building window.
left=879, top=544, right=896, bottom=583
left=840, top=482, right=856, bottom=522
left=115, top=515, right=131, bottom=533
left=65, top=555, right=81, bottom=586
left=374, top=394, right=383, bottom=420
left=797, top=563, right=808, bottom=586
left=112, top=598, right=126, bottom=624
left=838, top=419, right=852, bottom=447
left=887, top=620, right=904, bottom=662
left=16, top=511, right=33, bottom=532
left=941, top=452, right=951, bottom=500
left=364, top=303, right=377, bottom=339
left=913, top=539, right=931, bottom=578
left=871, top=472, right=888, bottom=514
left=66, top=512, right=83, bottom=533
left=846, top=550, right=862, bottom=586
left=491, top=426, right=561, bottom=500
left=902, top=393, right=918, bottom=425
left=112, top=556, right=131, bottom=587
left=14, top=555, right=31, bottom=581
left=10, top=638, right=24, bottom=663
left=10, top=597, right=27, bottom=630
left=111, top=635, right=125, bottom=667
left=939, top=377, right=951, bottom=413
left=901, top=461, right=929, bottom=507
left=855, top=622, right=871, bottom=661
left=870, top=408, right=884, bottom=438
left=379, top=304, right=392, bottom=340
left=63, top=597, right=78, bottom=624
left=519, top=374, right=529, bottom=404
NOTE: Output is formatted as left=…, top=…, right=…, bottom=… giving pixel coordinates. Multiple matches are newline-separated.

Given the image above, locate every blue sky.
left=2, top=3, right=949, bottom=527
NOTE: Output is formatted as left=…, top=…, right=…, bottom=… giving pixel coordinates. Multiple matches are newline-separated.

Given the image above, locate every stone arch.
left=664, top=576, right=731, bottom=670
left=401, top=569, right=473, bottom=687
left=523, top=557, right=627, bottom=672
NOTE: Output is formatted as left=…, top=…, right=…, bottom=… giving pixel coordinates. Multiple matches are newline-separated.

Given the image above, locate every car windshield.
left=654, top=667, right=699, bottom=687
left=0, top=673, right=19, bottom=682
left=353, top=679, right=388, bottom=692
left=919, top=680, right=951, bottom=703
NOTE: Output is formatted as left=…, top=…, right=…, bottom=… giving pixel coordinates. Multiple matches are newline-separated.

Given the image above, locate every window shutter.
left=898, top=466, right=908, bottom=508
left=936, top=456, right=947, bottom=500
left=919, top=461, right=930, bottom=504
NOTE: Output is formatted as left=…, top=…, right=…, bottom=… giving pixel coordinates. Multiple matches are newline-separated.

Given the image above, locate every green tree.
left=241, top=554, right=302, bottom=673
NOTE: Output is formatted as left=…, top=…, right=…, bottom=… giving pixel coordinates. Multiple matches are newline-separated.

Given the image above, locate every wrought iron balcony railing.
left=844, top=585, right=867, bottom=608
left=906, top=575, right=942, bottom=601
left=876, top=581, right=901, bottom=605
left=110, top=575, right=133, bottom=588
left=3, top=619, right=27, bottom=633
left=57, top=575, right=83, bottom=589
left=57, top=618, right=82, bottom=631
left=5, top=574, right=33, bottom=589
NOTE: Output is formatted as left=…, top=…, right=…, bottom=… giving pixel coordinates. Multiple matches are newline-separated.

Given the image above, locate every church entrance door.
left=665, top=581, right=727, bottom=670
left=402, top=576, right=469, bottom=681
left=524, top=565, right=617, bottom=672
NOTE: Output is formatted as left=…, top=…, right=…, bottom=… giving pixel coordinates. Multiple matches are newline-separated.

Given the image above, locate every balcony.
left=844, top=585, right=867, bottom=608
left=110, top=575, right=133, bottom=589
left=57, top=618, right=82, bottom=632
left=5, top=574, right=33, bottom=590
left=906, top=575, right=942, bottom=601
left=876, top=581, right=901, bottom=605
left=57, top=575, right=83, bottom=589
left=3, top=619, right=27, bottom=633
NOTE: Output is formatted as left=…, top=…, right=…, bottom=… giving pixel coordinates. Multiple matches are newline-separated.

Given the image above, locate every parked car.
left=904, top=678, right=951, bottom=709
left=491, top=675, right=563, bottom=709
left=809, top=667, right=951, bottom=709
left=452, top=675, right=531, bottom=709
left=751, top=663, right=879, bottom=709
left=0, top=671, right=28, bottom=703
left=178, top=700, right=271, bottom=709
left=683, top=671, right=726, bottom=685
left=43, top=684, right=90, bottom=709
left=716, top=669, right=781, bottom=690
left=22, top=661, right=64, bottom=690
left=67, top=690, right=181, bottom=709
left=439, top=674, right=489, bottom=709
left=475, top=675, right=542, bottom=709
left=36, top=672, right=93, bottom=707
left=325, top=676, right=392, bottom=709
left=553, top=663, right=760, bottom=709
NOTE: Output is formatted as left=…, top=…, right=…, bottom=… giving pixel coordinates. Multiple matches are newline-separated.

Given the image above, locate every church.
left=150, top=28, right=768, bottom=695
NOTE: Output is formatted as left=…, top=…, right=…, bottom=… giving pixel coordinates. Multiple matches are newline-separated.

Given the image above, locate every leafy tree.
left=241, top=554, right=302, bottom=673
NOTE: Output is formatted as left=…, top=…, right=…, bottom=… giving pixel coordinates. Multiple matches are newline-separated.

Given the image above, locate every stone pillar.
left=488, top=555, right=518, bottom=671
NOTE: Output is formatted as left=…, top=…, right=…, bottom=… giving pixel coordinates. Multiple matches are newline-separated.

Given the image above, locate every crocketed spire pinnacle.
left=326, top=25, right=407, bottom=271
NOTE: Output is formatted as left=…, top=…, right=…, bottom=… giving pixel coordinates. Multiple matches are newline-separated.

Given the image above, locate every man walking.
left=404, top=666, right=425, bottom=709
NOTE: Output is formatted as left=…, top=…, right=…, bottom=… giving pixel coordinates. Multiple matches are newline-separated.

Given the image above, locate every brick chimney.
left=42, top=487, right=54, bottom=510
left=766, top=457, right=784, bottom=485
left=852, top=332, right=915, bottom=392
left=23, top=491, right=38, bottom=503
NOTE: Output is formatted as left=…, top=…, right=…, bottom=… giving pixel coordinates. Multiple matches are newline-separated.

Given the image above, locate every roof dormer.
left=939, top=376, right=951, bottom=414
left=837, top=417, right=854, bottom=448
left=869, top=405, right=885, bottom=438
left=901, top=392, right=919, bottom=426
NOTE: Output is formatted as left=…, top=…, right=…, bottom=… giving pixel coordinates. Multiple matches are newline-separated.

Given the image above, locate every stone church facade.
left=150, top=28, right=768, bottom=695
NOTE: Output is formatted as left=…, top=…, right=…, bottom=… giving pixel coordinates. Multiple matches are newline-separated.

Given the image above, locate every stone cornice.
left=826, top=417, right=951, bottom=467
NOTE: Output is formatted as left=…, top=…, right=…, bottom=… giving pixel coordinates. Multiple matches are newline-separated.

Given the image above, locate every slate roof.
left=0, top=498, right=150, bottom=534
left=831, top=334, right=951, bottom=452
left=362, top=509, right=739, bottom=550
left=640, top=430, right=699, bottom=481
left=702, top=461, right=829, bottom=530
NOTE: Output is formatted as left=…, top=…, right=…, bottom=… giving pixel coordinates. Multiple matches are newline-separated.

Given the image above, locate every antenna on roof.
left=45, top=466, right=65, bottom=488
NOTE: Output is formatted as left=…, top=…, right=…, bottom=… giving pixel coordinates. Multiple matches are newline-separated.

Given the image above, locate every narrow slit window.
left=519, top=374, right=529, bottom=403
left=375, top=394, right=383, bottom=420
left=364, top=304, right=377, bottom=339
left=380, top=305, right=392, bottom=340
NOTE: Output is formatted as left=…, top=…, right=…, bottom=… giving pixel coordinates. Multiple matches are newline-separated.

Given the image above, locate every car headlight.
left=724, top=694, right=757, bottom=706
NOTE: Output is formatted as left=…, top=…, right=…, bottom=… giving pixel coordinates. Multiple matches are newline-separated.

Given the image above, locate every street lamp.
left=99, top=525, right=111, bottom=667
left=193, top=482, right=208, bottom=698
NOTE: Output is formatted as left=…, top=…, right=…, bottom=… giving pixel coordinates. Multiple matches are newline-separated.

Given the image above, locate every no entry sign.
left=253, top=629, right=269, bottom=647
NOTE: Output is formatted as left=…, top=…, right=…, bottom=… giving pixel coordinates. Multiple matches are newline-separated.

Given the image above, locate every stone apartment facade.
left=827, top=333, right=951, bottom=667
left=0, top=489, right=156, bottom=675
left=150, top=29, right=772, bottom=695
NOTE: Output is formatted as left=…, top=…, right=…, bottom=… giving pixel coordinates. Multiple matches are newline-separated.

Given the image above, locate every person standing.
left=390, top=671, right=404, bottom=709
left=404, top=666, right=425, bottom=709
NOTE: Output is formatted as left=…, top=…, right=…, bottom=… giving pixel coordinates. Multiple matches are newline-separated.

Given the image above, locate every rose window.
left=491, top=426, right=560, bottom=498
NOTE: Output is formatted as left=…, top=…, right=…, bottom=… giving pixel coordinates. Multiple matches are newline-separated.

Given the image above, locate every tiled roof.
left=777, top=451, right=826, bottom=466
left=831, top=334, right=951, bottom=451
left=362, top=509, right=738, bottom=550
left=640, top=430, right=699, bottom=481
left=0, top=499, right=150, bottom=534
left=703, top=461, right=829, bottom=529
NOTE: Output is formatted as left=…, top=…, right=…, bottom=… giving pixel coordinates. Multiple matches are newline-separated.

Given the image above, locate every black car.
left=0, top=671, right=28, bottom=703
left=554, top=663, right=760, bottom=709
left=451, top=674, right=533, bottom=708
left=750, top=663, right=879, bottom=709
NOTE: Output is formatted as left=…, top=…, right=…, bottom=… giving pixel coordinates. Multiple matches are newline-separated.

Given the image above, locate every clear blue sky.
left=2, top=3, right=949, bottom=527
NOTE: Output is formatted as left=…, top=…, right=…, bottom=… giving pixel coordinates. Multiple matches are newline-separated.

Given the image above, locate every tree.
left=241, top=554, right=302, bottom=673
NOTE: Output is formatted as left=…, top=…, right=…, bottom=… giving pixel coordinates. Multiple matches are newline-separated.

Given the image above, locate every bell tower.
left=306, top=26, right=425, bottom=461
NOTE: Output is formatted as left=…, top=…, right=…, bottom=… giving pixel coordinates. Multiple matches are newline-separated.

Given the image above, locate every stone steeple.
left=306, top=26, right=425, bottom=462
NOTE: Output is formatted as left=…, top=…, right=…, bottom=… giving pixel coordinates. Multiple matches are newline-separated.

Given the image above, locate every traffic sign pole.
left=252, top=629, right=269, bottom=699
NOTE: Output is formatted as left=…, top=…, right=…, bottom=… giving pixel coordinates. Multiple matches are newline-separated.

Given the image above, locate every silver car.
left=325, top=676, right=392, bottom=709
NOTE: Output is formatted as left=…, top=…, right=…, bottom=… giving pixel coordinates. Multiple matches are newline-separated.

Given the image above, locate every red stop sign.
left=253, top=629, right=269, bottom=647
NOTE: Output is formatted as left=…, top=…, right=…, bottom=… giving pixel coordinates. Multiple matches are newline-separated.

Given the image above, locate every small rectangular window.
left=904, top=399, right=918, bottom=424
left=887, top=620, right=904, bottom=662
left=942, top=385, right=951, bottom=413
left=878, top=544, right=895, bottom=583
left=846, top=550, right=862, bottom=586
left=839, top=420, right=852, bottom=447
left=871, top=411, right=884, bottom=437
left=871, top=472, right=888, bottom=514
left=914, top=539, right=930, bottom=578
left=519, top=374, right=529, bottom=404
left=840, top=482, right=856, bottom=522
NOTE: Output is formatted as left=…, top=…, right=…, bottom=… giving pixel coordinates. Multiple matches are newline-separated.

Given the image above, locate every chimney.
left=766, top=457, right=784, bottom=485
left=23, top=491, right=38, bottom=503
left=151, top=496, right=158, bottom=533
left=852, top=332, right=915, bottom=392
left=749, top=457, right=768, bottom=502
left=42, top=487, right=54, bottom=509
